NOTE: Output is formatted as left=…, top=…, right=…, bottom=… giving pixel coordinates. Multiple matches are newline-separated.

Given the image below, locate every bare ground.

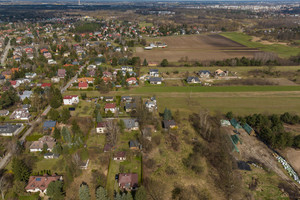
left=135, top=35, right=261, bottom=62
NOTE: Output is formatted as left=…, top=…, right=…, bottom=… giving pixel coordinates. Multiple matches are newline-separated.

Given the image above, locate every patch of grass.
left=19, top=193, right=40, bottom=200
left=106, top=159, right=120, bottom=198
left=221, top=32, right=300, bottom=58
left=25, top=133, right=43, bottom=141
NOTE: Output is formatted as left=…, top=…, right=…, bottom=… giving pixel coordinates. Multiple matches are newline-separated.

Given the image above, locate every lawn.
left=221, top=32, right=300, bottom=58
left=71, top=100, right=95, bottom=117
left=106, top=159, right=120, bottom=198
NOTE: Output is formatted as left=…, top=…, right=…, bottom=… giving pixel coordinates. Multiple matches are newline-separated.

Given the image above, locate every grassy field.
left=221, top=32, right=300, bottom=58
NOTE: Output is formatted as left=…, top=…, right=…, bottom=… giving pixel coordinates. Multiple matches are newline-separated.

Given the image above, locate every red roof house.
left=41, top=83, right=51, bottom=88
left=78, top=82, right=88, bottom=89
left=25, top=174, right=62, bottom=194
left=118, top=173, right=138, bottom=190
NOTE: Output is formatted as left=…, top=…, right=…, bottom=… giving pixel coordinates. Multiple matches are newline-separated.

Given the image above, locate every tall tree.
left=61, top=108, right=71, bottom=123
left=96, top=112, right=102, bottom=123
left=79, top=184, right=90, bottom=200
left=62, top=127, right=72, bottom=143
left=47, top=181, right=64, bottom=200
left=12, top=158, right=31, bottom=182
left=96, top=186, right=109, bottom=200
left=163, top=108, right=172, bottom=121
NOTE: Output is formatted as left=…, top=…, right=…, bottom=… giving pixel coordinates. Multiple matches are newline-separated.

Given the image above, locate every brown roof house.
left=29, top=136, right=56, bottom=152
left=118, top=173, right=138, bottom=190
left=113, top=151, right=126, bottom=161
left=25, top=174, right=63, bottom=194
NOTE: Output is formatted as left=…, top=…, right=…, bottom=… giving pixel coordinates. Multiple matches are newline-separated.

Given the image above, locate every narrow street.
left=0, top=39, right=11, bottom=66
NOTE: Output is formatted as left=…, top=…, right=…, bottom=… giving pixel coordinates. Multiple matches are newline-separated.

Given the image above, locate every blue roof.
left=36, top=178, right=41, bottom=181
left=43, top=121, right=56, bottom=128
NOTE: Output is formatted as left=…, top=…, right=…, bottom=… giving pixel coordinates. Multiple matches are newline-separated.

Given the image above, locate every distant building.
left=0, top=124, right=23, bottom=136
left=63, top=95, right=79, bottom=105
left=118, top=173, right=138, bottom=190
left=29, top=136, right=56, bottom=152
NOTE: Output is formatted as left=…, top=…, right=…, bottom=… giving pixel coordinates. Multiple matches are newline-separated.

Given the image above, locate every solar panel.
left=36, top=178, right=42, bottom=181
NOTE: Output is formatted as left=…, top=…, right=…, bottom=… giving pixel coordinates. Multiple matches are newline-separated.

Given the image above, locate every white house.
left=96, top=122, right=107, bottom=133
left=63, top=95, right=79, bottom=105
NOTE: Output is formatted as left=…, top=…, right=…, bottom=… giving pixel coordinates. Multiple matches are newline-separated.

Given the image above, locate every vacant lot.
left=135, top=34, right=260, bottom=62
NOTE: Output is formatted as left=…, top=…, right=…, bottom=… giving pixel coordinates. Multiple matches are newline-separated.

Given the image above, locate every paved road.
left=0, top=40, right=11, bottom=66
left=0, top=65, right=84, bottom=170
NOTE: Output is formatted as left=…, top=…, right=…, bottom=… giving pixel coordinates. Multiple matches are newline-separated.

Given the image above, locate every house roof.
left=30, top=136, right=56, bottom=150
left=187, top=76, right=200, bottom=82
left=129, top=140, right=139, bottom=148
left=125, top=103, right=136, bottom=110
left=114, top=151, right=126, bottom=158
left=126, top=77, right=137, bottom=82
left=0, top=124, right=21, bottom=134
left=57, top=69, right=66, bottom=77
left=97, top=122, right=107, bottom=128
left=63, top=95, right=78, bottom=100
left=78, top=82, right=88, bottom=88
left=43, top=121, right=56, bottom=128
left=41, top=83, right=51, bottom=88
left=163, top=120, right=176, bottom=128
left=119, top=173, right=138, bottom=188
left=149, top=77, right=162, bottom=82
left=25, top=175, right=62, bottom=192
left=105, top=103, right=116, bottom=109
left=122, top=118, right=138, bottom=129
left=243, top=123, right=253, bottom=134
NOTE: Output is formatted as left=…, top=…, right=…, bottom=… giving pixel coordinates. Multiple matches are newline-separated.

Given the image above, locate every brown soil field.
left=135, top=34, right=261, bottom=62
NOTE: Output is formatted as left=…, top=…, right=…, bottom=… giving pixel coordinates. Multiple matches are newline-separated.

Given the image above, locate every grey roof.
left=149, top=77, right=162, bottom=82
left=187, top=76, right=200, bottom=82
left=163, top=120, right=176, bottom=128
left=150, top=69, right=159, bottom=72
left=198, top=70, right=211, bottom=74
left=125, top=103, right=136, bottom=110
left=122, top=118, right=138, bottom=129
left=0, top=124, right=21, bottom=134
left=43, top=121, right=56, bottom=129
left=129, top=140, right=139, bottom=148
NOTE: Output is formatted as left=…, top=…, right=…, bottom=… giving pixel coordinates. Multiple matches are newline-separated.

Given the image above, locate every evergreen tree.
left=48, top=108, right=61, bottom=122
left=96, top=112, right=103, bottom=123
left=62, top=127, right=72, bottom=143
left=79, top=184, right=90, bottom=200
left=47, top=181, right=64, bottom=200
left=53, top=143, right=63, bottom=155
left=96, top=186, right=109, bottom=200
left=61, top=108, right=71, bottom=123
left=143, top=58, right=148, bottom=66
left=124, top=193, right=133, bottom=200
left=163, top=108, right=172, bottom=121
left=12, top=158, right=31, bottom=182
left=53, top=127, right=61, bottom=140
left=161, top=59, right=169, bottom=67
left=50, top=88, right=63, bottom=109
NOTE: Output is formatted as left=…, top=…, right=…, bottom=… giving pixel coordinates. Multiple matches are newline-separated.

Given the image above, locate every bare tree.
left=0, top=172, right=12, bottom=200
left=106, top=120, right=119, bottom=146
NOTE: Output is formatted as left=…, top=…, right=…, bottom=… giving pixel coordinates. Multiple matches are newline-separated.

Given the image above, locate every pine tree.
left=79, top=184, right=90, bottom=200
left=53, top=127, right=61, bottom=140
left=12, top=158, right=31, bottom=182
left=143, top=58, right=148, bottom=66
left=62, top=127, right=72, bottom=143
left=96, top=186, right=108, bottom=200
left=163, top=108, right=172, bottom=121
left=47, top=181, right=64, bottom=200
left=96, top=112, right=103, bottom=123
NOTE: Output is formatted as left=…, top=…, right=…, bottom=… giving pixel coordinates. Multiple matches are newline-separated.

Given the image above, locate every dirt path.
left=252, top=36, right=288, bottom=46
left=225, top=127, right=300, bottom=191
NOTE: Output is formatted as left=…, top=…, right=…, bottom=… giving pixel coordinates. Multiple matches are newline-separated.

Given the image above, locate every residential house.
left=25, top=72, right=37, bottom=79
left=19, top=90, right=33, bottom=101
left=96, top=122, right=107, bottom=134
left=78, top=82, right=88, bottom=89
left=124, top=103, right=136, bottom=112
left=63, top=95, right=79, bottom=105
left=148, top=62, right=158, bottom=67
left=0, top=110, right=9, bottom=116
left=214, top=69, right=228, bottom=77
left=51, top=77, right=60, bottom=83
left=44, top=153, right=60, bottom=159
left=186, top=76, right=201, bottom=84
left=145, top=97, right=157, bottom=112
left=113, top=151, right=126, bottom=161
left=122, top=118, right=139, bottom=131
left=48, top=59, right=57, bottom=65
left=163, top=120, right=178, bottom=129
left=118, top=173, right=138, bottom=190
left=104, top=96, right=114, bottom=102
left=126, top=77, right=137, bottom=85
left=121, top=96, right=133, bottom=103
left=41, top=83, right=51, bottom=89
left=2, top=70, right=12, bottom=79
left=43, top=121, right=57, bottom=132
left=105, top=103, right=117, bottom=113
left=129, top=140, right=141, bottom=150
left=25, top=174, right=63, bottom=194
left=77, top=77, right=95, bottom=84
left=10, top=108, right=30, bottom=120
left=149, top=69, right=159, bottom=77
left=29, top=136, right=56, bottom=152
left=57, top=69, right=66, bottom=79
left=0, top=124, right=23, bottom=136
left=9, top=80, right=20, bottom=88
left=103, top=143, right=113, bottom=152
left=149, top=77, right=162, bottom=85
left=197, top=70, right=211, bottom=78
